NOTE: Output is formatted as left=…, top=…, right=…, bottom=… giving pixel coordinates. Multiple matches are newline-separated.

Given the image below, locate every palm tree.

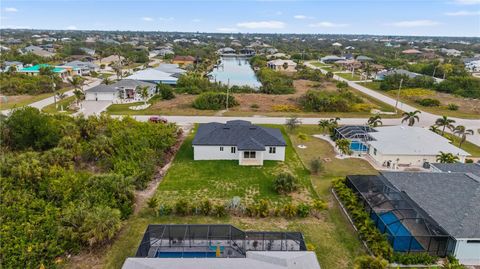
left=367, top=115, right=382, bottom=127
left=137, top=86, right=150, bottom=105
left=435, top=116, right=455, bottom=135
left=67, top=76, right=85, bottom=93
left=335, top=138, right=352, bottom=156
left=73, top=89, right=85, bottom=106
left=318, top=119, right=330, bottom=133
left=453, top=125, right=474, bottom=148
left=401, top=110, right=421, bottom=126
left=102, top=77, right=113, bottom=85
left=429, top=125, right=440, bottom=134
left=436, top=151, right=459, bottom=163
left=285, top=117, right=302, bottom=132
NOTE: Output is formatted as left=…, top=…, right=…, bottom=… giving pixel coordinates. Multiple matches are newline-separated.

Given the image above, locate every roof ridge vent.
left=465, top=173, right=480, bottom=183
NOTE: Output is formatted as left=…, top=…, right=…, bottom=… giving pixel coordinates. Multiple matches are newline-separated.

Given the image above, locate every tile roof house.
left=267, top=59, right=297, bottom=72
left=172, top=55, right=196, bottom=66
left=192, top=120, right=286, bottom=166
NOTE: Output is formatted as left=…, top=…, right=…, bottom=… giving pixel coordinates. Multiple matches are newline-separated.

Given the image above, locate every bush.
left=447, top=103, right=459, bottom=111
left=157, top=84, right=175, bottom=100
left=273, top=172, right=297, bottom=194
left=416, top=98, right=440, bottom=107
left=250, top=103, right=259, bottom=109
left=296, top=203, right=310, bottom=217
left=336, top=81, right=349, bottom=89
left=391, top=252, right=438, bottom=265
left=256, top=199, right=270, bottom=218
left=200, top=199, right=212, bottom=215
left=354, top=255, right=388, bottom=269
left=158, top=204, right=173, bottom=215
left=299, top=89, right=363, bottom=112
left=175, top=199, right=190, bottom=216
left=465, top=159, right=474, bottom=163
left=257, top=67, right=295, bottom=94
left=213, top=204, right=227, bottom=217
left=283, top=203, right=297, bottom=218
left=309, top=158, right=323, bottom=174
left=192, top=92, right=238, bottom=110
left=272, top=104, right=301, bottom=112
left=311, top=199, right=328, bottom=211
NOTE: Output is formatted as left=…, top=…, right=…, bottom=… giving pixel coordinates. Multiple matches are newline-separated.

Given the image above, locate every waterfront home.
left=192, top=120, right=286, bottom=166
left=125, top=68, right=178, bottom=85
left=154, top=64, right=186, bottom=77
left=62, top=60, right=99, bottom=75
left=0, top=61, right=23, bottom=72
left=172, top=55, right=196, bottom=66
left=18, top=64, right=79, bottom=79
left=217, top=47, right=236, bottom=55
left=267, top=59, right=297, bottom=72
left=85, top=79, right=156, bottom=101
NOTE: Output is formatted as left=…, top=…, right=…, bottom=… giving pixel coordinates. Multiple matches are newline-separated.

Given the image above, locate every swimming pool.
left=371, top=212, right=424, bottom=252
left=350, top=141, right=368, bottom=152
left=155, top=251, right=217, bottom=258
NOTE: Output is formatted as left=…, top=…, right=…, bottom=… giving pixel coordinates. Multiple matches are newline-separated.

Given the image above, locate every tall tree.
left=367, top=115, right=382, bottom=127
left=67, top=76, right=85, bottom=92
left=335, top=138, right=352, bottom=156
left=401, top=110, right=421, bottom=126
left=137, top=86, right=150, bottom=105
left=453, top=125, right=474, bottom=148
left=435, top=116, right=455, bottom=136
left=436, top=151, right=459, bottom=163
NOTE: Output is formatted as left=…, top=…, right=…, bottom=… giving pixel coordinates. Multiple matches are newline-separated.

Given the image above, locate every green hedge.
left=192, top=92, right=238, bottom=110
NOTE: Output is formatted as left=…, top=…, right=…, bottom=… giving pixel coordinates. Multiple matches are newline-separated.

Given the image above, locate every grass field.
left=0, top=88, right=71, bottom=110
left=69, top=125, right=369, bottom=269
left=42, top=96, right=77, bottom=114
left=335, top=72, right=362, bottom=81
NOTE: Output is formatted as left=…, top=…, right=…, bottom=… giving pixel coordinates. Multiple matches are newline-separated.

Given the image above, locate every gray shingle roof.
left=431, top=163, right=480, bottom=176
left=111, top=79, right=155, bottom=88
left=193, top=120, right=286, bottom=150
left=381, top=171, right=480, bottom=239
left=85, top=84, right=116, bottom=93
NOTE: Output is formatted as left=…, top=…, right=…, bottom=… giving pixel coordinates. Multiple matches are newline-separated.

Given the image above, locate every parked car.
left=148, top=116, right=167, bottom=123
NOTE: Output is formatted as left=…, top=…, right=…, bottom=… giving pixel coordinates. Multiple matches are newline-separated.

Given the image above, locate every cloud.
left=158, top=17, right=174, bottom=21
left=294, top=15, right=307, bottom=19
left=142, top=17, right=154, bottom=22
left=236, top=20, right=285, bottom=29
left=216, top=27, right=238, bottom=32
left=4, top=7, right=18, bottom=12
left=66, top=25, right=77, bottom=30
left=308, top=21, right=349, bottom=28
left=445, top=10, right=480, bottom=16
left=452, top=0, right=480, bottom=4
left=389, top=20, right=440, bottom=27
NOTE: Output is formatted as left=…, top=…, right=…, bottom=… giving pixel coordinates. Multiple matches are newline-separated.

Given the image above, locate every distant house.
left=464, top=57, right=480, bottom=72
left=192, top=120, right=286, bottom=166
left=440, top=48, right=462, bottom=57
left=98, top=55, right=125, bottom=66
left=18, top=64, right=79, bottom=79
left=267, top=59, right=297, bottom=72
left=239, top=47, right=256, bottom=56
left=62, top=60, right=99, bottom=75
left=320, top=55, right=345, bottom=64
left=125, top=68, right=178, bottom=85
left=402, top=49, right=422, bottom=55
left=172, top=55, right=196, bottom=66
left=217, top=47, right=236, bottom=55
left=356, top=55, right=374, bottom=62
left=345, top=46, right=355, bottom=50
left=375, top=69, right=443, bottom=83
left=154, top=64, right=186, bottom=77
left=0, top=61, right=23, bottom=72
left=85, top=79, right=156, bottom=101
left=22, top=45, right=55, bottom=58
left=332, top=42, right=342, bottom=47
left=80, top=47, right=96, bottom=56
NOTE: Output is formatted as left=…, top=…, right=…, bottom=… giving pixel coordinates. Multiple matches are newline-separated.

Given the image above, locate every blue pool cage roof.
left=345, top=175, right=451, bottom=256
left=135, top=224, right=307, bottom=258
left=333, top=125, right=376, bottom=142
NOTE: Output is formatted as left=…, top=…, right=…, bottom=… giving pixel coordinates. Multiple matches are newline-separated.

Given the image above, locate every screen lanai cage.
left=333, top=125, right=376, bottom=152
left=345, top=175, right=452, bottom=256
left=135, top=224, right=307, bottom=258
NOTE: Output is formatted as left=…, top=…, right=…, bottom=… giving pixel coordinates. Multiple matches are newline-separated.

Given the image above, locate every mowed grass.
left=75, top=124, right=369, bottom=269
left=42, top=96, right=76, bottom=114
left=153, top=126, right=314, bottom=203
left=0, top=88, right=71, bottom=110
left=336, top=72, right=362, bottom=81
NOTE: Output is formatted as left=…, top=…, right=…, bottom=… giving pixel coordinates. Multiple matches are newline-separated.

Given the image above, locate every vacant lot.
left=107, top=79, right=398, bottom=117
left=65, top=125, right=369, bottom=269
left=363, top=82, right=480, bottom=119
left=0, top=87, right=71, bottom=110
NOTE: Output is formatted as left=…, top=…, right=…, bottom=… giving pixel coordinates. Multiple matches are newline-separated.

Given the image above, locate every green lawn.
left=310, top=61, right=330, bottom=68
left=444, top=133, right=480, bottom=157
left=42, top=96, right=77, bottom=114
left=87, top=125, right=368, bottom=269
left=1, top=88, right=71, bottom=110
left=335, top=72, right=362, bottom=81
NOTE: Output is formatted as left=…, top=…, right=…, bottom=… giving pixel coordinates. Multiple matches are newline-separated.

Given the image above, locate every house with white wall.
left=85, top=79, right=156, bottom=102
left=192, top=120, right=286, bottom=166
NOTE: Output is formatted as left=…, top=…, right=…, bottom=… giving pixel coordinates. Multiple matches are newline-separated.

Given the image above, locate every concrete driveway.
left=75, top=100, right=112, bottom=117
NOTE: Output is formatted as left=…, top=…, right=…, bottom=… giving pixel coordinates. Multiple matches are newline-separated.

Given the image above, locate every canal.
left=209, top=56, right=261, bottom=89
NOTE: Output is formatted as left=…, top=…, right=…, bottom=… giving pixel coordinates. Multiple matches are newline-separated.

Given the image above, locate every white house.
left=125, top=68, right=178, bottom=85
left=267, top=59, right=297, bottom=72
left=366, top=126, right=470, bottom=169
left=85, top=79, right=156, bottom=102
left=192, top=120, right=286, bottom=166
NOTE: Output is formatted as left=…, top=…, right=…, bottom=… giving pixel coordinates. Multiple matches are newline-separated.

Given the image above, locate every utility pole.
left=395, top=78, right=403, bottom=113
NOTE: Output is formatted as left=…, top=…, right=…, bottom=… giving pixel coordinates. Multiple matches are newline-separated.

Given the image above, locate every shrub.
left=157, top=84, right=175, bottom=100
left=326, top=71, right=334, bottom=78
left=250, top=103, right=259, bottom=109
left=447, top=103, right=459, bottom=111
left=283, top=203, right=297, bottom=218
left=299, top=89, right=363, bottom=112
left=296, top=203, right=310, bottom=217
left=391, top=252, right=438, bottom=265
left=336, top=81, right=349, bottom=89
left=465, top=159, right=474, bottom=163
left=272, top=104, right=301, bottom=112
left=311, top=199, right=328, bottom=211
left=354, top=255, right=388, bottom=269
left=213, top=204, right=227, bottom=217
left=416, top=98, right=440, bottom=107
left=158, top=204, right=173, bottom=216
left=192, top=92, right=238, bottom=110
left=175, top=199, right=190, bottom=216
left=273, top=172, right=297, bottom=194
left=309, top=158, right=323, bottom=174
left=200, top=199, right=212, bottom=215
left=256, top=199, right=270, bottom=218
left=147, top=197, right=159, bottom=210
left=257, top=67, right=295, bottom=94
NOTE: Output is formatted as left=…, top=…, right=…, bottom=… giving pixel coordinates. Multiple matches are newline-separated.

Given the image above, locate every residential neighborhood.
left=1, top=1, right=480, bottom=269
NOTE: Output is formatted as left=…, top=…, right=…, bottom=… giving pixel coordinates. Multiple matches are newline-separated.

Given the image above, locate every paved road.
left=304, top=62, right=480, bottom=146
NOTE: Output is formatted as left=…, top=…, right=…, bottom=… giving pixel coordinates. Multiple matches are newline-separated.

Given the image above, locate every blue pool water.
left=209, top=56, right=262, bottom=89
left=156, top=251, right=217, bottom=258
left=350, top=141, right=368, bottom=152
left=371, top=212, right=424, bottom=252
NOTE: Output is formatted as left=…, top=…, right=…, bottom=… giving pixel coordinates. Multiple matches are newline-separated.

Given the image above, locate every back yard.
left=64, top=125, right=373, bottom=269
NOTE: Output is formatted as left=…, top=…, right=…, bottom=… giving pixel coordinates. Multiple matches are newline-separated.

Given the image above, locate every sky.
left=1, top=0, right=479, bottom=37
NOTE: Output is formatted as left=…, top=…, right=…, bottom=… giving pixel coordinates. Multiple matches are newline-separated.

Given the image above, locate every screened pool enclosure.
left=333, top=125, right=376, bottom=152
left=135, top=224, right=307, bottom=258
left=345, top=175, right=452, bottom=256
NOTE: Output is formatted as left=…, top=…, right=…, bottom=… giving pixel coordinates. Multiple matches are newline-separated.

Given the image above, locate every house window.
left=269, top=147, right=276, bottom=154
left=243, top=151, right=256, bottom=159
left=220, top=147, right=224, bottom=151
left=231, top=147, right=236, bottom=153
